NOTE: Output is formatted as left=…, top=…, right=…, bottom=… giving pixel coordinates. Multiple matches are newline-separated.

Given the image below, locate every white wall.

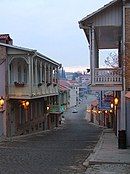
left=69, top=88, right=76, bottom=107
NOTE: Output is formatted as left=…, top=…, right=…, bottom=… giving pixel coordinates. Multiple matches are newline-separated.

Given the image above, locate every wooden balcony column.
left=28, top=57, right=32, bottom=89
left=40, top=61, right=42, bottom=83
left=53, top=67, right=57, bottom=83
left=42, top=62, right=45, bottom=83
left=55, top=67, right=58, bottom=83
left=53, top=67, right=56, bottom=83
left=43, top=63, right=46, bottom=85
left=50, top=66, right=53, bottom=84
left=89, top=26, right=96, bottom=85
left=35, top=59, right=38, bottom=84
left=47, top=64, right=51, bottom=84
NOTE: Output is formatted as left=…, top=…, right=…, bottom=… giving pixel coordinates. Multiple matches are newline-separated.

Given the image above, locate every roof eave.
left=0, top=42, right=36, bottom=53
left=79, top=0, right=118, bottom=24
left=36, top=52, right=61, bottom=67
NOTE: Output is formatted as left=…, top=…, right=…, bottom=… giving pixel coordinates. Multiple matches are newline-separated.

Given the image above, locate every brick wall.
left=0, top=46, right=7, bottom=60
left=125, top=7, right=130, bottom=90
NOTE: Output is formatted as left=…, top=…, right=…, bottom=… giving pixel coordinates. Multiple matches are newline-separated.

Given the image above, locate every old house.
left=79, top=0, right=130, bottom=147
left=0, top=34, right=62, bottom=137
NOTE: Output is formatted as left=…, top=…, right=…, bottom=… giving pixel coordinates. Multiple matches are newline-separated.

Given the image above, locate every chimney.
left=0, top=34, right=13, bottom=45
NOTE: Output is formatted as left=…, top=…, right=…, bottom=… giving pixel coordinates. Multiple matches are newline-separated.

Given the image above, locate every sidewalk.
left=84, top=128, right=130, bottom=174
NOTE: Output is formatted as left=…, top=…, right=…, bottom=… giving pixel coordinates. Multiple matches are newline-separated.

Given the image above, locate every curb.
left=83, top=128, right=130, bottom=167
left=1, top=123, right=66, bottom=143
left=89, top=160, right=130, bottom=165
left=83, top=129, right=104, bottom=167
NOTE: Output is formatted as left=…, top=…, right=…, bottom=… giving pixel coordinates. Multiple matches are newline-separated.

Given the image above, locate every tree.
left=104, top=52, right=118, bottom=68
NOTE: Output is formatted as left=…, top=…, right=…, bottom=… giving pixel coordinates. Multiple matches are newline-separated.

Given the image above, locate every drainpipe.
left=31, top=51, right=37, bottom=97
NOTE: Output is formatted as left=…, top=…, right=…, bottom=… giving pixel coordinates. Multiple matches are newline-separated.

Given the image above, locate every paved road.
left=0, top=104, right=102, bottom=174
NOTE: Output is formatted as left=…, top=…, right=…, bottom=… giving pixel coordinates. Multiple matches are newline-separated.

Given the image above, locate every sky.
left=0, top=0, right=112, bottom=70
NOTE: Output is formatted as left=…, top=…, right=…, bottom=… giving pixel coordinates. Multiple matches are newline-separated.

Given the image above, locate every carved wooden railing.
left=94, top=68, right=122, bottom=84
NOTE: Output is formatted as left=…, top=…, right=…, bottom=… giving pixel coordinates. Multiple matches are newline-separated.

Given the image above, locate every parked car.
left=72, top=108, right=78, bottom=113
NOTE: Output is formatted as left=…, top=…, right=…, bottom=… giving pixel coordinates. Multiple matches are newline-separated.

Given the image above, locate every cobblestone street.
left=0, top=106, right=102, bottom=174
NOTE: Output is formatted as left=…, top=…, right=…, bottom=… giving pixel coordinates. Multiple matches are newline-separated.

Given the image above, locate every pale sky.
left=0, top=0, right=112, bottom=68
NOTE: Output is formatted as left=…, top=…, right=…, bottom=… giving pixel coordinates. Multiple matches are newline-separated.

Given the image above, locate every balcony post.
left=56, top=67, right=58, bottom=83
left=44, top=63, right=46, bottom=85
left=35, top=59, right=38, bottom=85
left=50, top=66, right=53, bottom=84
left=90, top=26, right=95, bottom=84
left=48, top=64, right=50, bottom=83
left=40, top=61, right=42, bottom=83
left=54, top=67, right=57, bottom=83
left=28, top=57, right=32, bottom=94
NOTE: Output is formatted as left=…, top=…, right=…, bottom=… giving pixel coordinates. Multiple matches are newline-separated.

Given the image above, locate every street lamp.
left=110, top=103, right=114, bottom=109
left=21, top=100, right=30, bottom=109
left=105, top=110, right=108, bottom=114
left=114, top=97, right=119, bottom=106
left=47, top=106, right=50, bottom=111
left=0, top=97, right=4, bottom=108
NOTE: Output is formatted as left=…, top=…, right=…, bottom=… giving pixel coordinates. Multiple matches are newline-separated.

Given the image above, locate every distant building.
left=58, top=67, right=66, bottom=80
left=59, top=80, right=79, bottom=108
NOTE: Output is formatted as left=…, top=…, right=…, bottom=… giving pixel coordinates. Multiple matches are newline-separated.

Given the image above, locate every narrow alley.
left=0, top=104, right=102, bottom=174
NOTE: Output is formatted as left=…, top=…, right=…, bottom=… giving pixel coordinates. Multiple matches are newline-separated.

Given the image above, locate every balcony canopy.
left=79, top=0, right=122, bottom=49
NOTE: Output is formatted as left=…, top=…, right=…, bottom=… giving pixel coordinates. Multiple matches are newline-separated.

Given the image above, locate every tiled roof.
left=59, top=84, right=69, bottom=91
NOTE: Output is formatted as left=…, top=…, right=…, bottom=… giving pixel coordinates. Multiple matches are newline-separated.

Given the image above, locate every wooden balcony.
left=94, top=68, right=122, bottom=84
left=9, top=83, right=59, bottom=99
left=91, top=68, right=123, bottom=91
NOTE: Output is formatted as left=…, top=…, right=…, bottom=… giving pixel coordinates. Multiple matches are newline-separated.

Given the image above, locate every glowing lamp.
left=110, top=103, right=114, bottom=109
left=114, top=97, right=119, bottom=105
left=47, top=106, right=50, bottom=111
left=25, top=101, right=29, bottom=107
left=0, top=97, right=4, bottom=108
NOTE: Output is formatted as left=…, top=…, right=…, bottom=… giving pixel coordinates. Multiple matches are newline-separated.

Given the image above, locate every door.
left=10, top=107, right=15, bottom=136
